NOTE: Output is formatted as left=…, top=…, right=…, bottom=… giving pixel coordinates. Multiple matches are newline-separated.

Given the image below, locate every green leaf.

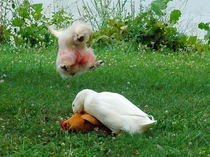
left=12, top=3, right=16, bottom=9
left=188, top=36, right=197, bottom=45
left=204, top=31, right=210, bottom=42
left=18, top=7, right=30, bottom=19
left=32, top=3, right=43, bottom=14
left=151, top=0, right=172, bottom=16
left=198, top=22, right=210, bottom=31
left=12, top=18, right=24, bottom=27
left=198, top=23, right=210, bottom=43
left=169, top=9, right=181, bottom=25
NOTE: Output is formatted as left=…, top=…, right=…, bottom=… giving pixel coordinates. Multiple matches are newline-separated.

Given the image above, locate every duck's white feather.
left=72, top=89, right=157, bottom=134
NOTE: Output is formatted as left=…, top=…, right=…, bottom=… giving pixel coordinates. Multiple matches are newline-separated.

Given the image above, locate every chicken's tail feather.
left=47, top=26, right=61, bottom=38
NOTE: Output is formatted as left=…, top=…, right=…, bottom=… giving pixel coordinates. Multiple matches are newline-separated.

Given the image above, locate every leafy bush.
left=123, top=2, right=209, bottom=53
left=80, top=0, right=135, bottom=30
left=0, top=0, right=209, bottom=52
left=198, top=22, right=210, bottom=44
left=49, top=9, right=73, bottom=28
left=88, top=0, right=209, bottom=52
left=1, top=0, right=50, bottom=47
left=0, top=0, right=73, bottom=47
left=123, top=9, right=199, bottom=52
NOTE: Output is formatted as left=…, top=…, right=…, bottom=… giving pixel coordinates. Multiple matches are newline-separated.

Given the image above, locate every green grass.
left=0, top=44, right=209, bottom=156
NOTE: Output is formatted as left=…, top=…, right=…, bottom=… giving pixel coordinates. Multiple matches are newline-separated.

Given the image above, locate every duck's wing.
left=85, top=92, right=157, bottom=134
left=86, top=93, right=157, bottom=133
left=97, top=92, right=149, bottom=116
left=86, top=96, right=126, bottom=133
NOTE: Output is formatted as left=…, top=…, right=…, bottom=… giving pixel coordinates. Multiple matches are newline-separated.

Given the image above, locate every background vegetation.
left=0, top=0, right=209, bottom=50
left=0, top=0, right=209, bottom=156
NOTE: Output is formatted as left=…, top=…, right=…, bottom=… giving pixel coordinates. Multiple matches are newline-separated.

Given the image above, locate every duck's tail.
left=147, top=114, right=156, bottom=121
left=123, top=114, right=157, bottom=134
left=141, top=121, right=156, bottom=132
left=141, top=114, right=157, bottom=132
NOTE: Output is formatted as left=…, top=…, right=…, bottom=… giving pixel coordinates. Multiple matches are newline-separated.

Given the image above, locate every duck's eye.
left=72, top=104, right=75, bottom=107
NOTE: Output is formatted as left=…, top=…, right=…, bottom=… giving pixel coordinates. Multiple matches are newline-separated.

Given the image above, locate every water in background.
left=31, top=0, right=210, bottom=39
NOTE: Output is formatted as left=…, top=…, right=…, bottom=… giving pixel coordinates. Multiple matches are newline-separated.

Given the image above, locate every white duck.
left=72, top=89, right=157, bottom=134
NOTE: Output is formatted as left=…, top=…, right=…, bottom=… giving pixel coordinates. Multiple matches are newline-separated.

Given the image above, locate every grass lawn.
left=0, top=44, right=209, bottom=156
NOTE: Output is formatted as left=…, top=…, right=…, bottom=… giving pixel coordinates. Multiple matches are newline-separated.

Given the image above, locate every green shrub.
left=0, top=0, right=73, bottom=47
left=89, top=0, right=209, bottom=52
left=198, top=22, right=210, bottom=44
left=3, top=0, right=51, bottom=47
left=0, top=0, right=209, bottom=52
left=49, top=9, right=73, bottom=29
left=80, top=0, right=134, bottom=30
left=125, top=11, right=181, bottom=51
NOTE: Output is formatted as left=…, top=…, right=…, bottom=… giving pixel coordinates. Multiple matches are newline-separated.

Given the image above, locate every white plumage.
left=48, top=21, right=104, bottom=78
left=72, top=89, right=157, bottom=134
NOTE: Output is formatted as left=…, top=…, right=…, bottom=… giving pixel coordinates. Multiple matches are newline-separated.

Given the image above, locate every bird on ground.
left=61, top=111, right=111, bottom=134
left=72, top=89, right=157, bottom=135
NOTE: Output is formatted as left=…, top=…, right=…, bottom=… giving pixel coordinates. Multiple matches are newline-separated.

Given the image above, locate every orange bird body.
left=60, top=111, right=111, bottom=134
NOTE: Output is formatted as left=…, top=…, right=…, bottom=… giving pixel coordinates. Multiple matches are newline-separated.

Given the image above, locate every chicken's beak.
left=60, top=120, right=70, bottom=131
left=78, top=36, right=84, bottom=42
